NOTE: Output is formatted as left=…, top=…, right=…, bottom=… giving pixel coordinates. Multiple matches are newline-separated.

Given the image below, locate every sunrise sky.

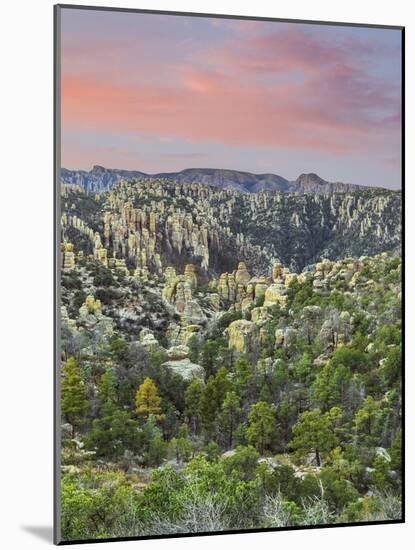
left=60, top=8, right=402, bottom=189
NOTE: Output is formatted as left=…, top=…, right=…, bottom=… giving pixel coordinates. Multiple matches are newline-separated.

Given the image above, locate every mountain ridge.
left=61, top=165, right=386, bottom=195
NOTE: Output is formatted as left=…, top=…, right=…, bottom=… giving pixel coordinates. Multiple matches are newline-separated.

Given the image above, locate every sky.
left=60, top=8, right=402, bottom=189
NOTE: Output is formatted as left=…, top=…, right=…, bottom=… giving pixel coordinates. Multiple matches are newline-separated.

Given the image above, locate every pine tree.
left=61, top=357, right=88, bottom=438
left=185, top=379, right=203, bottom=435
left=220, top=391, right=241, bottom=448
left=87, top=367, right=140, bottom=459
left=246, top=401, right=276, bottom=454
left=234, top=356, right=252, bottom=399
left=276, top=396, right=296, bottom=447
left=147, top=432, right=167, bottom=467
left=200, top=339, right=221, bottom=377
left=212, top=367, right=231, bottom=408
left=97, top=368, right=117, bottom=406
left=353, top=396, right=382, bottom=446
left=135, top=377, right=162, bottom=419
left=290, top=408, right=337, bottom=466
left=88, top=407, right=140, bottom=459
left=198, top=377, right=218, bottom=439
left=170, top=424, right=192, bottom=464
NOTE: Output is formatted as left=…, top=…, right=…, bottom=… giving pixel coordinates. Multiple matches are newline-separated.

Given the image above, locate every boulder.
left=162, top=358, right=205, bottom=383
left=166, top=345, right=189, bottom=361
left=206, top=293, right=221, bottom=311
left=221, top=449, right=237, bottom=459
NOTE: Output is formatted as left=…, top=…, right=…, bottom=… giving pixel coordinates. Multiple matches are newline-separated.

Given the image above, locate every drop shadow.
left=21, top=525, right=53, bottom=543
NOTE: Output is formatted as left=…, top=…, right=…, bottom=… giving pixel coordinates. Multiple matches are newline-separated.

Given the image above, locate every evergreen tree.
left=389, top=430, right=402, bottom=478
left=97, top=367, right=117, bottom=406
left=290, top=408, right=337, bottom=466
left=184, top=379, right=203, bottom=435
left=246, top=401, right=276, bottom=454
left=187, top=334, right=202, bottom=363
left=200, top=339, right=221, bottom=377
left=212, top=367, right=231, bottom=408
left=88, top=402, right=140, bottom=459
left=170, top=424, right=192, bottom=464
left=147, top=432, right=167, bottom=467
left=312, top=361, right=352, bottom=411
left=198, top=377, right=218, bottom=439
left=135, top=377, right=162, bottom=419
left=220, top=390, right=242, bottom=448
left=353, top=396, right=382, bottom=446
left=234, top=355, right=252, bottom=399
left=276, top=396, right=296, bottom=448
left=61, top=357, right=88, bottom=438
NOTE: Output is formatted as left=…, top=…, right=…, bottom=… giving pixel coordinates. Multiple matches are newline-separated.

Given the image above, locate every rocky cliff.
left=61, top=177, right=401, bottom=275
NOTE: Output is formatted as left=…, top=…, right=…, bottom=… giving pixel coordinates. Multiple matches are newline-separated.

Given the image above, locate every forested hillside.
left=60, top=179, right=402, bottom=541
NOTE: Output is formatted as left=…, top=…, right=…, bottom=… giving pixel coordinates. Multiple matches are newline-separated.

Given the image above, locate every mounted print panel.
left=54, top=5, right=404, bottom=544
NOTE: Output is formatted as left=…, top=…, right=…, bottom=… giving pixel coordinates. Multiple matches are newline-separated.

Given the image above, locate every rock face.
left=227, top=319, right=259, bottom=356
left=318, top=310, right=353, bottom=350
left=61, top=177, right=401, bottom=282
left=264, top=284, right=289, bottom=308
left=162, top=358, right=205, bottom=383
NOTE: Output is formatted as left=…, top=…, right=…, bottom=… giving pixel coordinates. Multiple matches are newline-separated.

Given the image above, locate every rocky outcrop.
left=275, top=327, right=297, bottom=349
left=264, top=283, right=289, bottom=308
left=79, top=295, right=102, bottom=316
left=318, top=310, right=353, bottom=350
left=61, top=177, right=401, bottom=282
left=227, top=319, right=259, bottom=356
left=184, top=264, right=198, bottom=290
left=235, top=262, right=251, bottom=285
left=139, top=328, right=161, bottom=353
left=166, top=345, right=189, bottom=360
left=62, top=242, right=76, bottom=270
left=76, top=295, right=114, bottom=340
left=163, top=275, right=193, bottom=313
left=162, top=358, right=205, bottom=383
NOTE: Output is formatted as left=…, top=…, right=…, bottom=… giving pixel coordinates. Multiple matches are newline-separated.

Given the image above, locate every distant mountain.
left=61, top=165, right=373, bottom=194
left=293, top=173, right=370, bottom=194
left=61, top=166, right=148, bottom=193
left=153, top=168, right=291, bottom=193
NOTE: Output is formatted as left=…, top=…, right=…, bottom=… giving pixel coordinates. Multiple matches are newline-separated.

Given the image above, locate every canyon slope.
left=61, top=177, right=401, bottom=277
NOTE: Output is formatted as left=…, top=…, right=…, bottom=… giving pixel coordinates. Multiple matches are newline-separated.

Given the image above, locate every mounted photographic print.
left=54, top=4, right=404, bottom=544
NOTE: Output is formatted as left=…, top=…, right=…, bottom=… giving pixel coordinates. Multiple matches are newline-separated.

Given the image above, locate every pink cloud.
left=61, top=25, right=400, bottom=158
